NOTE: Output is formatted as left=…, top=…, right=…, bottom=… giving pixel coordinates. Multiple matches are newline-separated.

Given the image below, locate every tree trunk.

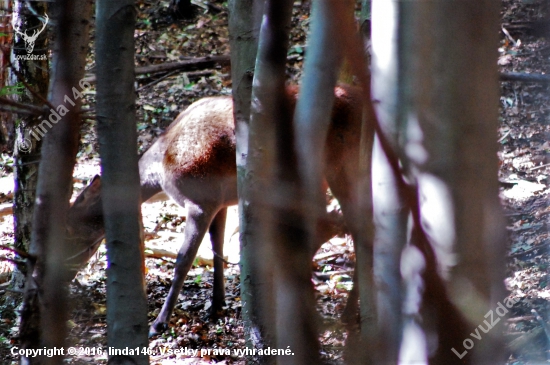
left=289, top=1, right=347, bottom=362
left=227, top=0, right=265, bottom=359
left=247, top=1, right=319, bottom=364
left=319, top=4, right=379, bottom=364
left=370, top=1, right=413, bottom=362
left=0, top=2, right=15, bottom=152
left=9, top=1, right=48, bottom=362
left=403, top=2, right=506, bottom=364
left=95, top=1, right=149, bottom=364
left=370, top=1, right=506, bottom=364
left=24, top=1, right=92, bottom=364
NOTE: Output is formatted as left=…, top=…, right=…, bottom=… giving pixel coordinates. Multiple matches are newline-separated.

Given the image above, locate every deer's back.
left=142, top=86, right=362, bottom=207
left=163, top=96, right=236, bottom=179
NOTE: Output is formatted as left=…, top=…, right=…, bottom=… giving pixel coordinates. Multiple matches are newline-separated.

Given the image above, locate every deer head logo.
left=12, top=14, right=48, bottom=54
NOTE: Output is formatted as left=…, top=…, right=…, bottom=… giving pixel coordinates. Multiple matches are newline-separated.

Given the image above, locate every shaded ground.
left=500, top=0, right=550, bottom=363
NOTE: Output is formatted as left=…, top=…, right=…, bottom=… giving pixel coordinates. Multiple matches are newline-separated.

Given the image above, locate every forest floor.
left=0, top=0, right=550, bottom=363
left=499, top=0, right=550, bottom=363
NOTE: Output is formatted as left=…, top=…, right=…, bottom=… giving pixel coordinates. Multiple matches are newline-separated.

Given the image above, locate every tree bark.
left=10, top=1, right=49, bottom=360
left=289, top=1, right=347, bottom=362
left=370, top=1, right=411, bottom=362
left=95, top=1, right=149, bottom=364
left=405, top=2, right=506, bottom=364
left=243, top=1, right=352, bottom=363
left=0, top=3, right=15, bottom=152
left=227, top=0, right=264, bottom=359
left=23, top=1, right=92, bottom=364
left=370, top=1, right=506, bottom=364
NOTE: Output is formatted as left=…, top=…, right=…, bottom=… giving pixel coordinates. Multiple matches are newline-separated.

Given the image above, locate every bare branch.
left=0, top=96, right=45, bottom=115
left=0, top=244, right=31, bottom=258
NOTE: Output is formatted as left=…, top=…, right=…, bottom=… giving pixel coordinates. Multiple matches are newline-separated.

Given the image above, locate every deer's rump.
left=163, top=97, right=236, bottom=179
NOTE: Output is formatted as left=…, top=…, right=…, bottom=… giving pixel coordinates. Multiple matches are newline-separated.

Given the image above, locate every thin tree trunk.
left=26, top=1, right=92, bottom=365
left=323, top=3, right=378, bottom=363
left=247, top=0, right=294, bottom=362
left=0, top=2, right=14, bottom=151
left=370, top=1, right=412, bottom=362
left=289, top=1, right=347, bottom=362
left=227, top=0, right=264, bottom=358
left=355, top=0, right=377, bottom=359
left=294, top=0, right=344, bottom=254
left=405, top=2, right=506, bottom=364
left=10, top=1, right=49, bottom=360
left=95, top=1, right=149, bottom=364
left=370, top=1, right=506, bottom=364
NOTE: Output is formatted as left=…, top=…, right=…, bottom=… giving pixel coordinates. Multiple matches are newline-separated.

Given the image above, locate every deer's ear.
left=72, top=176, right=102, bottom=207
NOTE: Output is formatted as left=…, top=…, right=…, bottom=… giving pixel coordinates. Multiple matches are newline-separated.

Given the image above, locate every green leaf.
left=0, top=83, right=25, bottom=96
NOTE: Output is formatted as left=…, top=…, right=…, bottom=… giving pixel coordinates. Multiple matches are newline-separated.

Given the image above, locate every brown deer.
left=66, top=84, right=364, bottom=336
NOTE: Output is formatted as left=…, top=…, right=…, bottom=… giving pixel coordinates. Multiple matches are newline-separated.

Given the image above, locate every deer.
left=66, top=84, right=364, bottom=336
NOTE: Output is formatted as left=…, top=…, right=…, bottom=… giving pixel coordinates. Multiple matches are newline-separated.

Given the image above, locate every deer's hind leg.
left=149, top=201, right=219, bottom=336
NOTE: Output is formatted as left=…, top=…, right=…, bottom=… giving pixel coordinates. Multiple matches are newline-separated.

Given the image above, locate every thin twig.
left=211, top=249, right=239, bottom=266
left=500, top=72, right=550, bottom=84
left=0, top=244, right=30, bottom=258
left=530, top=162, right=550, bottom=171
left=136, top=70, right=180, bottom=92
left=0, top=96, right=45, bottom=115
left=83, top=55, right=230, bottom=83
left=498, top=129, right=512, bottom=143
left=0, top=256, right=26, bottom=267
left=509, top=241, right=549, bottom=258
left=145, top=255, right=175, bottom=265
left=502, top=26, right=519, bottom=47
left=0, top=105, right=39, bottom=115
left=12, top=158, right=42, bottom=167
